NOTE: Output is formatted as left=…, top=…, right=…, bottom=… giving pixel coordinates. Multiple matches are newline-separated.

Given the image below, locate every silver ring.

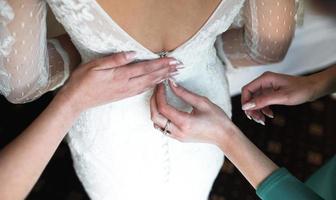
left=162, top=119, right=171, bottom=135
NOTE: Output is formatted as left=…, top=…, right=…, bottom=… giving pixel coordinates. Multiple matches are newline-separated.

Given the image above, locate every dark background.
left=0, top=92, right=335, bottom=200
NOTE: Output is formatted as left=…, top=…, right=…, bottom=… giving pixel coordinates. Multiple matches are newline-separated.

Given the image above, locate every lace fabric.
left=220, top=0, right=301, bottom=67
left=0, top=0, right=14, bottom=96
left=0, top=1, right=297, bottom=199
left=0, top=0, right=299, bottom=103
left=0, top=0, right=69, bottom=103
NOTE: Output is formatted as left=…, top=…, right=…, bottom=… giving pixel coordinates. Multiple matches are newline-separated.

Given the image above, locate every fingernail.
left=254, top=119, right=265, bottom=126
left=265, top=113, right=274, bottom=119
left=242, top=102, right=256, bottom=110
left=156, top=78, right=166, bottom=84
left=170, top=72, right=180, bottom=77
left=169, top=60, right=182, bottom=66
left=169, top=78, right=178, bottom=87
left=176, top=64, right=185, bottom=70
left=125, top=51, right=137, bottom=60
left=244, top=111, right=252, bottom=120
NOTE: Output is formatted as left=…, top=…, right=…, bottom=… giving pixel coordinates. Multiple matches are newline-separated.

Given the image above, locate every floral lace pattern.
left=0, top=0, right=298, bottom=199
left=0, top=0, right=15, bottom=96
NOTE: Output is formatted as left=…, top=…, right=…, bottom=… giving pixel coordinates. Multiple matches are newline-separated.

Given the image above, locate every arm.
left=219, top=125, right=323, bottom=200
left=308, top=64, right=336, bottom=100
left=0, top=0, right=80, bottom=104
left=0, top=52, right=179, bottom=200
left=150, top=81, right=324, bottom=200
left=220, top=123, right=323, bottom=200
left=241, top=64, right=336, bottom=124
left=219, top=0, right=297, bottom=67
left=0, top=88, right=79, bottom=200
left=219, top=124, right=322, bottom=200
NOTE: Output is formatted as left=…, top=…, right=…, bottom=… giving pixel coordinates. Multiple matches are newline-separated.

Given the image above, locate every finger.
left=153, top=123, right=160, bottom=130
left=128, top=66, right=175, bottom=93
left=155, top=83, right=189, bottom=126
left=168, top=79, right=210, bottom=111
left=242, top=90, right=288, bottom=111
left=244, top=111, right=252, bottom=120
left=241, top=72, right=277, bottom=106
left=247, top=110, right=266, bottom=125
left=150, top=88, right=169, bottom=126
left=153, top=120, right=181, bottom=137
left=125, top=58, right=181, bottom=78
left=94, top=51, right=137, bottom=70
left=261, top=106, right=274, bottom=119
left=150, top=87, right=183, bottom=136
left=164, top=122, right=182, bottom=138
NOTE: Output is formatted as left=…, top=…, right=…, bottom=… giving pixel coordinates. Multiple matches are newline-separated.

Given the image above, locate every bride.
left=0, top=0, right=299, bottom=199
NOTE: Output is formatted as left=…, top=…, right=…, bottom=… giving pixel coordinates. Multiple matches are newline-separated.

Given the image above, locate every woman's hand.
left=241, top=71, right=320, bottom=125
left=150, top=80, right=236, bottom=146
left=149, top=80, right=281, bottom=189
left=59, top=51, right=180, bottom=114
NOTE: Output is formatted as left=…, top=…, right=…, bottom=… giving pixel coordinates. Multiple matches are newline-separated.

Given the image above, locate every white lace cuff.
left=47, top=38, right=70, bottom=91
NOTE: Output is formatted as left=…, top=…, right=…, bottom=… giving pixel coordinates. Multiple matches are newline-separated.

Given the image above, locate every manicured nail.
left=156, top=78, right=166, bottom=84
left=169, top=78, right=178, bottom=87
left=254, top=119, right=265, bottom=126
left=125, top=51, right=137, bottom=60
left=242, top=102, right=256, bottom=110
left=244, top=111, right=252, bottom=120
left=169, top=60, right=182, bottom=66
left=265, top=113, right=274, bottom=119
left=176, top=64, right=185, bottom=70
left=170, top=72, right=180, bottom=77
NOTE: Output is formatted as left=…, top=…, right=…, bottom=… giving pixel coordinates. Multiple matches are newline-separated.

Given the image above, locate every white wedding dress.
left=0, top=0, right=299, bottom=199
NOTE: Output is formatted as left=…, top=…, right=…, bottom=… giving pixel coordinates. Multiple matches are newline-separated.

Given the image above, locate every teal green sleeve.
left=305, top=156, right=336, bottom=200
left=256, top=168, right=323, bottom=200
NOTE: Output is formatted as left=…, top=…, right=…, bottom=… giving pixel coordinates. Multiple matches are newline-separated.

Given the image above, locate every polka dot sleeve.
left=0, top=0, right=69, bottom=104
left=220, top=0, right=298, bottom=67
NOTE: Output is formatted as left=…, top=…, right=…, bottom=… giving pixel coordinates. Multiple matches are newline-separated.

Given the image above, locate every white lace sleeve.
left=219, top=0, right=299, bottom=68
left=0, top=0, right=69, bottom=104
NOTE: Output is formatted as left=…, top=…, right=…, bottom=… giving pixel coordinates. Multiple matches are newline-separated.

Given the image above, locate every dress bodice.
left=0, top=0, right=301, bottom=199
left=0, top=0, right=300, bottom=103
left=47, top=0, right=244, bottom=63
left=46, top=1, right=244, bottom=200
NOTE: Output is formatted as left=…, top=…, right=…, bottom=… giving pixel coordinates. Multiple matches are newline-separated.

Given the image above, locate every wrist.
left=306, top=70, right=332, bottom=101
left=216, top=123, right=242, bottom=153
left=305, top=74, right=322, bottom=102
left=52, top=86, right=84, bottom=119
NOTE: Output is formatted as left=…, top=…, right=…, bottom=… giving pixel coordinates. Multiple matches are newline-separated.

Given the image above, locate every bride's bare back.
left=96, top=0, right=221, bottom=53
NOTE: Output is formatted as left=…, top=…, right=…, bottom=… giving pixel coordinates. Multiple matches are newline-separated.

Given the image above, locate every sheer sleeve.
left=218, top=0, right=299, bottom=68
left=0, top=0, right=69, bottom=104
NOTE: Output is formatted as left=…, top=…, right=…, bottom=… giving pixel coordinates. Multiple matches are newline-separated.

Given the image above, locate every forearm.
left=221, top=28, right=264, bottom=67
left=218, top=125, right=278, bottom=189
left=3, top=34, right=81, bottom=104
left=1, top=0, right=80, bottom=104
left=0, top=90, right=79, bottom=199
left=220, top=0, right=296, bottom=68
left=309, top=64, right=336, bottom=100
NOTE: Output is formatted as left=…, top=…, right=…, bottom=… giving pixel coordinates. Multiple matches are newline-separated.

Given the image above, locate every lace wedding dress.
left=0, top=0, right=300, bottom=199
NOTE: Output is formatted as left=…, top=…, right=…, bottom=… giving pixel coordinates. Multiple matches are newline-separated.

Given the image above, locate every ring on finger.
left=161, top=119, right=171, bottom=135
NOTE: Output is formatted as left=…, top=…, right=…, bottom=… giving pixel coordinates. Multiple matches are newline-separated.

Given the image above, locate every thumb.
left=242, top=90, right=289, bottom=110
left=168, top=79, right=209, bottom=110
